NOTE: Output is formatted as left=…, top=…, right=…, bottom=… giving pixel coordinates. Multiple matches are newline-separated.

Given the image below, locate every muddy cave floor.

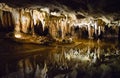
left=0, top=32, right=120, bottom=78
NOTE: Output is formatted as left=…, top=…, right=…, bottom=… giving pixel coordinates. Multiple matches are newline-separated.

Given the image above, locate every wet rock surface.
left=0, top=38, right=120, bottom=78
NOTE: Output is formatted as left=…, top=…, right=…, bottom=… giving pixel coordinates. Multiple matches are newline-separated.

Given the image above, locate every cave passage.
left=0, top=1, right=120, bottom=78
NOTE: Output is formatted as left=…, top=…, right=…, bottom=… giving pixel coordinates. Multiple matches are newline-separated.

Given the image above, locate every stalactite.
left=38, top=12, right=46, bottom=31
left=98, top=26, right=101, bottom=35
left=6, top=12, right=11, bottom=27
left=61, top=18, right=68, bottom=39
left=41, top=19, right=45, bottom=31
left=0, top=10, right=13, bottom=30
left=33, top=10, right=38, bottom=26
left=1, top=11, right=4, bottom=27
left=30, top=10, right=35, bottom=36
left=61, top=19, right=64, bottom=39
left=0, top=10, right=3, bottom=28
left=7, top=12, right=11, bottom=26
left=2, top=11, right=8, bottom=27
left=64, top=15, right=68, bottom=35
left=94, top=21, right=97, bottom=35
left=50, top=21, right=56, bottom=38
left=6, top=12, right=9, bottom=26
left=88, top=24, right=91, bottom=38
left=56, top=20, right=59, bottom=31
left=26, top=13, right=31, bottom=33
left=3, top=11, right=6, bottom=26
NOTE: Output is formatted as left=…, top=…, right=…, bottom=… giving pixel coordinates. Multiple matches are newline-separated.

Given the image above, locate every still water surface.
left=0, top=38, right=120, bottom=78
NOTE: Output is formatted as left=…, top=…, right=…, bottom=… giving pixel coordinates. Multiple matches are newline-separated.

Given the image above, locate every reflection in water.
left=0, top=40, right=120, bottom=78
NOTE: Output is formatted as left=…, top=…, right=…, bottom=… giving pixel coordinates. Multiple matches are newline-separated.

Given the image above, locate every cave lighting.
left=40, top=7, right=49, bottom=13
left=21, top=15, right=30, bottom=33
left=14, top=32, right=22, bottom=38
left=50, top=12, right=61, bottom=16
left=21, top=16, right=27, bottom=25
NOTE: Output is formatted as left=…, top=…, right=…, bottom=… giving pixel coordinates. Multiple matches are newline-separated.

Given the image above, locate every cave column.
left=30, top=10, right=35, bottom=36
left=98, top=26, right=101, bottom=36
left=13, top=9, right=21, bottom=38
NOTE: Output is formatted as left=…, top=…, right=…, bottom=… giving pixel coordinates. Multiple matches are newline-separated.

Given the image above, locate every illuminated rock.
left=0, top=3, right=119, bottom=44
left=14, top=32, right=22, bottom=38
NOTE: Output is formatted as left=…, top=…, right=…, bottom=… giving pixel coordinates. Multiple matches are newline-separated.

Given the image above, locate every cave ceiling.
left=0, top=0, right=120, bottom=20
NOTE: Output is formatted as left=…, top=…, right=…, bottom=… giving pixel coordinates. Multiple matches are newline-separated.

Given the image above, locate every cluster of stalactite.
left=0, top=3, right=120, bottom=40
left=48, top=15, right=72, bottom=39
left=0, top=10, right=14, bottom=31
left=0, top=4, right=74, bottom=40
left=11, top=9, right=48, bottom=37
